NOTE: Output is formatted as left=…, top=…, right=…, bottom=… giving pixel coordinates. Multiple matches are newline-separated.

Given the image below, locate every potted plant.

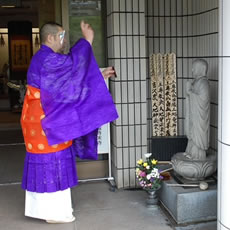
left=136, top=153, right=163, bottom=205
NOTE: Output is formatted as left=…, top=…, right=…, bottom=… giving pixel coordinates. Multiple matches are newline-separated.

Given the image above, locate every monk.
left=20, top=21, right=118, bottom=223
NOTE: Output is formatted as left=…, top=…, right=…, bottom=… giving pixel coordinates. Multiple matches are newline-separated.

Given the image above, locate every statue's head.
left=192, top=59, right=208, bottom=78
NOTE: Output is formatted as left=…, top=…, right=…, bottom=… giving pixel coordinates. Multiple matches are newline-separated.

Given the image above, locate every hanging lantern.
left=35, top=33, right=40, bottom=47
left=0, top=34, right=5, bottom=46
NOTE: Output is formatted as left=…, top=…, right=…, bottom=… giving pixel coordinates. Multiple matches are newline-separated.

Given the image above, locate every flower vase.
left=145, top=186, right=161, bottom=207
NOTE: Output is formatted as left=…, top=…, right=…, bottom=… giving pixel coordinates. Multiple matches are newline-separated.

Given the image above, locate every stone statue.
left=171, top=59, right=216, bottom=180
left=184, top=59, right=210, bottom=160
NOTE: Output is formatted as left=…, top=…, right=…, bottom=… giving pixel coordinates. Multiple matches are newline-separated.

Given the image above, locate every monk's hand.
left=81, top=20, right=94, bottom=45
left=102, top=67, right=117, bottom=79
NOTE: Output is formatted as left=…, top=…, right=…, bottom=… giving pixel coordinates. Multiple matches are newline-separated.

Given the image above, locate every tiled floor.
left=73, top=182, right=174, bottom=230
left=0, top=181, right=217, bottom=230
left=0, top=182, right=173, bottom=230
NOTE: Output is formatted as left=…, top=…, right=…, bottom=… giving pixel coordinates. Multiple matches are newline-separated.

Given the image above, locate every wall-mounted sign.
left=11, top=39, right=31, bottom=71
left=97, top=71, right=110, bottom=154
left=98, top=124, right=109, bottom=154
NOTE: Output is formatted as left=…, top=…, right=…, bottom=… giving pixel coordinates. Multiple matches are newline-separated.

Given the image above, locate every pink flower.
left=139, top=171, right=146, bottom=177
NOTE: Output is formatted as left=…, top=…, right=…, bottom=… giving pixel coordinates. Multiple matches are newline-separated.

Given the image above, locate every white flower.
left=144, top=153, right=152, bottom=158
left=152, top=168, right=159, bottom=173
left=146, top=165, right=150, bottom=169
left=151, top=168, right=160, bottom=178
left=146, top=174, right=152, bottom=180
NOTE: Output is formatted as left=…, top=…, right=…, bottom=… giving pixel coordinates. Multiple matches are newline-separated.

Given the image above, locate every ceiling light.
left=1, top=5, right=16, bottom=8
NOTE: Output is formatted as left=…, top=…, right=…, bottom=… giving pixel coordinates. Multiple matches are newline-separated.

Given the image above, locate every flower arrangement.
left=136, top=153, right=163, bottom=190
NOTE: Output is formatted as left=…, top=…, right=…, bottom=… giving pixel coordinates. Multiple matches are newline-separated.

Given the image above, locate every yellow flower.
left=137, top=159, right=143, bottom=165
left=151, top=159, right=158, bottom=165
left=143, top=162, right=148, bottom=167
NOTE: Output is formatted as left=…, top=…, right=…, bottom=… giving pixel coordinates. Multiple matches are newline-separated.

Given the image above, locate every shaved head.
left=40, top=22, right=62, bottom=43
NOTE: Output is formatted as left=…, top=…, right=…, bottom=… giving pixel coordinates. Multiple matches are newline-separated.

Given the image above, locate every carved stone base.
left=171, top=152, right=217, bottom=180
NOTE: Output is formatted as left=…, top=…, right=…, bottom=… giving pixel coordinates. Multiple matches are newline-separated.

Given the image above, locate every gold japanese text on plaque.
left=150, top=53, right=177, bottom=137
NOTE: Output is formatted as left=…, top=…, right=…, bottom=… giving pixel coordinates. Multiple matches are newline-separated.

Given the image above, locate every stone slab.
left=158, top=178, right=217, bottom=224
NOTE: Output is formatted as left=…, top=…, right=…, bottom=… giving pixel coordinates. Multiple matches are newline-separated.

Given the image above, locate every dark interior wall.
left=0, top=0, right=39, bottom=28
left=0, top=0, right=63, bottom=31
left=38, top=0, right=62, bottom=28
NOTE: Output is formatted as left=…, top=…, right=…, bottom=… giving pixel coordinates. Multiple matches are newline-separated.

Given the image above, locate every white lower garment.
left=25, top=188, right=73, bottom=221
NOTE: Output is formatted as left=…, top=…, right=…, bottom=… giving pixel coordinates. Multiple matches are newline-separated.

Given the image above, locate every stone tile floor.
left=0, top=181, right=217, bottom=230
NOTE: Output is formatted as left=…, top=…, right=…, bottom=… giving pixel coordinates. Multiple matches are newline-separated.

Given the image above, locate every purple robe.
left=22, top=38, right=118, bottom=193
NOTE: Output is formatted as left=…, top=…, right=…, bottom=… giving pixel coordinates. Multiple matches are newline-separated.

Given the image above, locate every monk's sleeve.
left=40, top=38, right=118, bottom=146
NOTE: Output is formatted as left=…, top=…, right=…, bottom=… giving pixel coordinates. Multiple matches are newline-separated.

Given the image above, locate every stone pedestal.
left=171, top=152, right=217, bottom=180
left=158, top=178, right=217, bottom=224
